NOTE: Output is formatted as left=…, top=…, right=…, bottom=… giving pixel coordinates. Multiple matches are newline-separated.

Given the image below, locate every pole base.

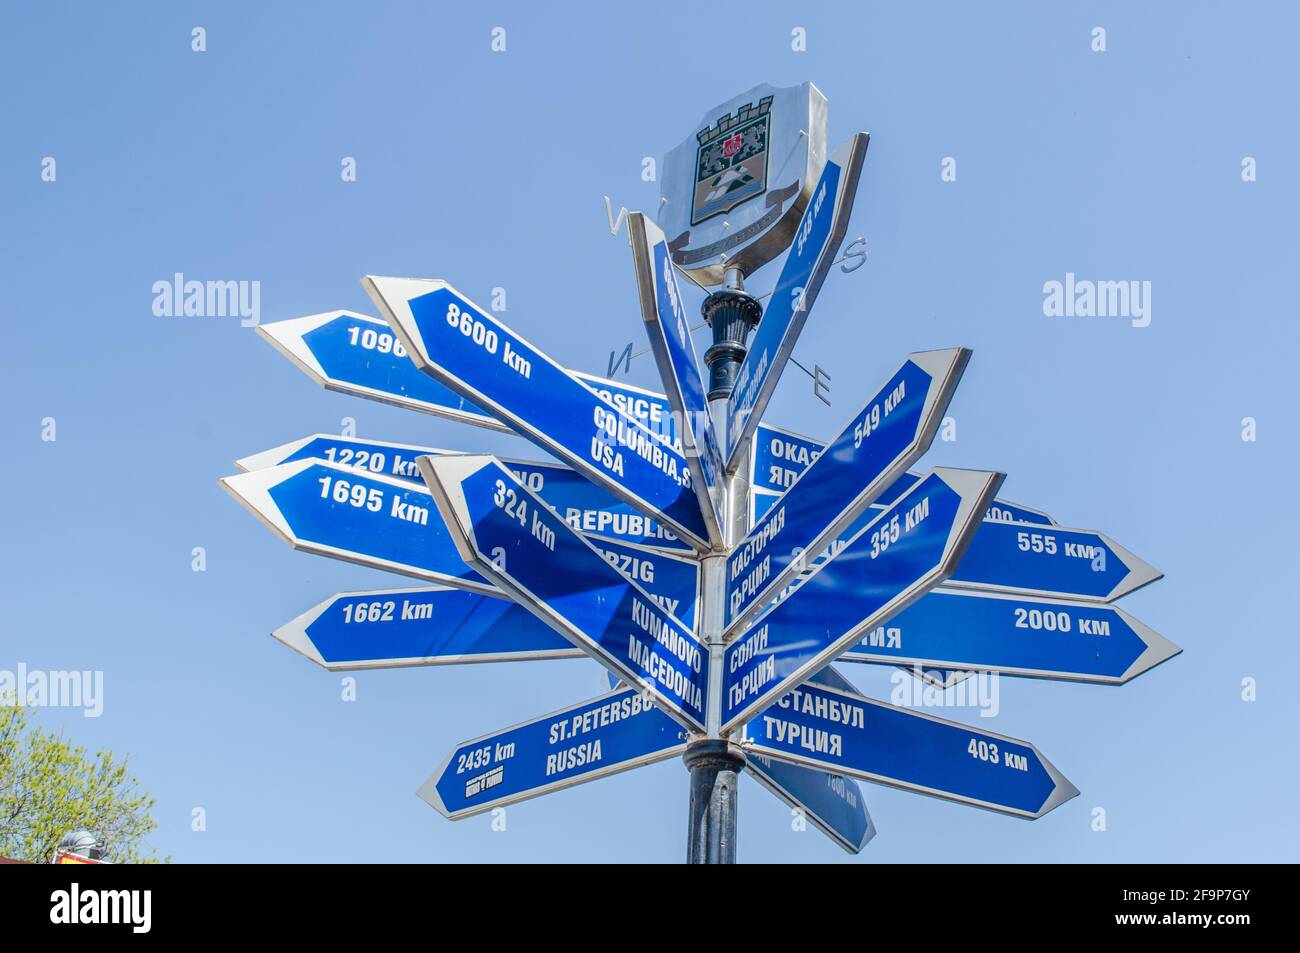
left=683, top=740, right=746, bottom=864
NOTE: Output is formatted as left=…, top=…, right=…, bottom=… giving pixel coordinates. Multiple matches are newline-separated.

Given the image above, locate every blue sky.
left=2, top=2, right=1296, bottom=862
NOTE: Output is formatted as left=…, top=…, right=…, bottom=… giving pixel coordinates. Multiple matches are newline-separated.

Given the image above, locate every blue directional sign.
left=726, top=133, right=870, bottom=466
left=725, top=348, right=970, bottom=634
left=751, top=476, right=1052, bottom=532
left=421, top=454, right=711, bottom=732
left=366, top=277, right=711, bottom=551
left=744, top=665, right=876, bottom=854
left=752, top=426, right=1057, bottom=527
left=232, top=443, right=700, bottom=626
left=220, top=458, right=494, bottom=594
left=742, top=679, right=1078, bottom=819
left=630, top=211, right=725, bottom=545
left=837, top=587, right=1181, bottom=683
left=237, top=434, right=694, bottom=554
left=273, top=586, right=582, bottom=670
left=257, top=310, right=509, bottom=432
left=419, top=686, right=687, bottom=819
left=746, top=752, right=876, bottom=854
left=946, top=521, right=1162, bottom=602
left=722, top=468, right=1004, bottom=732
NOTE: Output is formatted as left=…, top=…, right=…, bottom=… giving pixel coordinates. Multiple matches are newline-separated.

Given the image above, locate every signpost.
left=222, top=81, right=1176, bottom=863
left=365, top=277, right=712, bottom=551
left=726, top=348, right=971, bottom=633
left=722, top=468, right=1004, bottom=731
left=420, top=454, right=711, bottom=733
left=420, top=685, right=686, bottom=819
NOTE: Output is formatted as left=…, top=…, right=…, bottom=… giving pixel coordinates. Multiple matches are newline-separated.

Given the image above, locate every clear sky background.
left=2, top=2, right=1296, bottom=863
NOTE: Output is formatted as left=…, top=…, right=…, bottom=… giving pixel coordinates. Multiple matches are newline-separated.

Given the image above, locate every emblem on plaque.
left=692, top=96, right=772, bottom=225
left=659, top=81, right=827, bottom=287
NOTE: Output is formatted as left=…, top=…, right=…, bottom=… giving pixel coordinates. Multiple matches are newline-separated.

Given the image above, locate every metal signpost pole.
left=686, top=265, right=761, bottom=864
left=222, top=81, right=1174, bottom=864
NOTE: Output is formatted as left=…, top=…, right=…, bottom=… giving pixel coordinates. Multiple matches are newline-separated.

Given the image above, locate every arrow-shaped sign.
left=725, top=348, right=971, bottom=634
left=274, top=586, right=583, bottom=670
left=238, top=433, right=694, bottom=555
left=742, top=679, right=1078, bottom=819
left=257, top=310, right=510, bottom=432
left=744, top=665, right=876, bottom=854
left=421, top=454, right=711, bottom=732
left=225, top=454, right=700, bottom=627
left=752, top=487, right=1053, bottom=541
left=630, top=211, right=725, bottom=546
left=945, top=521, right=1161, bottom=602
left=746, top=753, right=876, bottom=855
left=260, top=306, right=680, bottom=450
left=722, top=467, right=1004, bottom=732
left=220, top=458, right=496, bottom=594
left=365, top=277, right=711, bottom=551
left=726, top=132, right=870, bottom=467
left=751, top=427, right=1056, bottom=527
left=837, top=587, right=1181, bottom=683
left=419, top=685, right=687, bottom=820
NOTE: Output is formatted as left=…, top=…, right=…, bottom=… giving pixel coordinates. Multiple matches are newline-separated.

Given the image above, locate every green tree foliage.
left=0, top=704, right=161, bottom=863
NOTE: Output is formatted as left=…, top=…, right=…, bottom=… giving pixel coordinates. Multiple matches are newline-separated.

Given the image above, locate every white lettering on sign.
left=591, top=406, right=688, bottom=488
left=853, top=379, right=905, bottom=448
left=630, top=598, right=701, bottom=672
left=761, top=715, right=843, bottom=758
left=967, top=737, right=1029, bottom=772
left=725, top=623, right=776, bottom=709
left=563, top=507, right=679, bottom=544
left=317, top=475, right=428, bottom=525
left=861, top=626, right=902, bottom=649
left=628, top=635, right=704, bottom=713
left=598, top=548, right=656, bottom=584
left=445, top=301, right=534, bottom=379
left=764, top=435, right=821, bottom=489
left=548, top=691, right=655, bottom=744
left=729, top=506, right=786, bottom=580
left=347, top=323, right=407, bottom=358
left=869, top=495, right=929, bottom=559
left=546, top=741, right=602, bottom=776
left=795, top=179, right=829, bottom=259
left=728, top=555, right=770, bottom=616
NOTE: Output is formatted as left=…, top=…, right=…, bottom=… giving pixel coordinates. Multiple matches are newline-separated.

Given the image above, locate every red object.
left=721, top=133, right=743, bottom=158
